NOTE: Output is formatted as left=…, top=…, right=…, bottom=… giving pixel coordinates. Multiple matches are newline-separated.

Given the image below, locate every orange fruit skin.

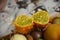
left=44, top=24, right=60, bottom=40
left=14, top=22, right=34, bottom=34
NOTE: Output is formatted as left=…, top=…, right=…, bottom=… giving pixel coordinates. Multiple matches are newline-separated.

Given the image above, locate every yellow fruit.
left=44, top=24, right=60, bottom=40
left=10, top=34, right=27, bottom=40
left=52, top=17, right=60, bottom=24
left=14, top=15, right=33, bottom=34
left=32, top=10, right=49, bottom=28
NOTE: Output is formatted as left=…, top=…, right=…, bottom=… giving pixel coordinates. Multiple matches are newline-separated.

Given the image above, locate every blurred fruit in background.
left=10, top=34, right=27, bottom=40
left=50, top=13, right=60, bottom=24
left=27, top=35, right=33, bottom=40
left=52, top=17, right=60, bottom=24
left=44, top=24, right=60, bottom=40
left=31, top=31, right=42, bottom=40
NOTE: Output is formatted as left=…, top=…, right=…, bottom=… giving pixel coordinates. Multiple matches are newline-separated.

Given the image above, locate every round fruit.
left=10, top=34, right=27, bottom=40
left=27, top=35, right=33, bottom=40
left=39, top=39, right=44, bottom=40
left=44, top=24, right=60, bottom=40
left=31, top=31, right=42, bottom=40
left=52, top=17, right=60, bottom=24
left=32, top=10, right=49, bottom=28
left=14, top=15, right=33, bottom=34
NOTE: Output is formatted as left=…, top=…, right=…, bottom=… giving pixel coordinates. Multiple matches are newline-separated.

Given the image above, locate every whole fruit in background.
left=32, top=10, right=49, bottom=28
left=52, top=17, right=60, bottom=24
left=44, top=24, right=60, bottom=40
left=39, top=39, right=44, bottom=40
left=31, top=31, right=42, bottom=40
left=27, top=35, right=33, bottom=40
left=10, top=34, right=27, bottom=40
left=14, top=15, right=33, bottom=34
left=50, top=13, right=60, bottom=23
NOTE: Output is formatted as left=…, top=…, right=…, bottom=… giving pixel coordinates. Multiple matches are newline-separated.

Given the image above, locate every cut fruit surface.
left=14, top=15, right=33, bottom=28
left=33, top=10, right=49, bottom=25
